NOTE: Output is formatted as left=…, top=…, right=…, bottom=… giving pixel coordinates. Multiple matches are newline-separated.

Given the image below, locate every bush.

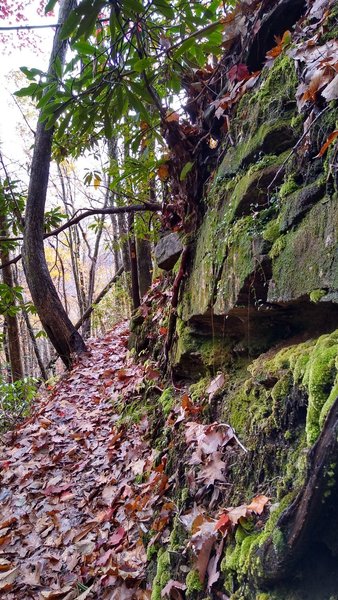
left=0, top=376, right=38, bottom=432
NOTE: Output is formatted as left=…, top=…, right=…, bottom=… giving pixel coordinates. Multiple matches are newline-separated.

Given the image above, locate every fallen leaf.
left=228, top=63, right=250, bottom=83
left=161, top=579, right=186, bottom=599
left=0, top=566, right=19, bottom=589
left=247, top=494, right=270, bottom=515
left=206, top=373, right=226, bottom=402
left=315, top=128, right=338, bottom=158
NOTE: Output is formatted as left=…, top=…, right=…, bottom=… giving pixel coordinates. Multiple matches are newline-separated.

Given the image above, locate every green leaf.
left=20, top=66, right=44, bottom=80
left=126, top=89, right=150, bottom=123
left=45, top=0, right=58, bottom=13
left=75, top=0, right=105, bottom=40
left=133, top=57, right=153, bottom=73
left=104, top=113, right=113, bottom=139
left=173, top=37, right=195, bottom=59
left=14, top=83, right=40, bottom=98
left=153, top=0, right=175, bottom=19
left=56, top=111, right=71, bottom=138
left=180, top=161, right=194, bottom=181
left=53, top=56, right=63, bottom=79
left=59, top=9, right=82, bottom=40
left=73, top=40, right=97, bottom=55
left=36, top=83, right=58, bottom=108
left=128, top=80, right=154, bottom=105
left=123, top=0, right=144, bottom=15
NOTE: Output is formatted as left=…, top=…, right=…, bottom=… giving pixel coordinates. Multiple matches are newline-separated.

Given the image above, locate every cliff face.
left=133, top=2, right=338, bottom=598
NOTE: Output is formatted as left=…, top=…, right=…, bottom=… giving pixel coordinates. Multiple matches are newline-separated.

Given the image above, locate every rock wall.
left=165, top=2, right=338, bottom=598
left=131, top=2, right=338, bottom=599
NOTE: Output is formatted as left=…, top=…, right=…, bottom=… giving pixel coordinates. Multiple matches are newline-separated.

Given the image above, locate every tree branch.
left=0, top=203, right=161, bottom=269
left=74, top=266, right=124, bottom=330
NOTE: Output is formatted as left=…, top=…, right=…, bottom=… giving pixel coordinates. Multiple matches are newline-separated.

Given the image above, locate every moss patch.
left=151, top=549, right=171, bottom=600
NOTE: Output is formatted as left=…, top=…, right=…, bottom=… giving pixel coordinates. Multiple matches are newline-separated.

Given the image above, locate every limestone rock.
left=154, top=233, right=183, bottom=271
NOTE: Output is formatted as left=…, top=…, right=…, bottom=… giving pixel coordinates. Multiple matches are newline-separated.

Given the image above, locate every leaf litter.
left=0, top=318, right=271, bottom=599
left=0, top=322, right=161, bottom=599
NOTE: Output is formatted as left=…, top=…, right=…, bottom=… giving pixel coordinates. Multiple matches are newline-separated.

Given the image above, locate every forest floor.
left=0, top=320, right=268, bottom=600
left=0, top=322, right=166, bottom=600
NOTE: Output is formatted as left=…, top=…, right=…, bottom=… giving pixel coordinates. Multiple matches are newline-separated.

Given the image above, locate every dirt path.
left=0, top=322, right=164, bottom=599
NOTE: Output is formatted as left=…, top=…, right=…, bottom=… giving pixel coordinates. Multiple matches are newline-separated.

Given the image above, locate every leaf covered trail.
left=0, top=322, right=164, bottom=599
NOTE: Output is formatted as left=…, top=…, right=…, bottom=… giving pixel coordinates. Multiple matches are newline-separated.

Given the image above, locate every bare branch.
left=0, top=202, right=161, bottom=269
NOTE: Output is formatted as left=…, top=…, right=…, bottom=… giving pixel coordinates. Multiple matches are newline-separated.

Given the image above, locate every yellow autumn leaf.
left=94, top=176, right=101, bottom=189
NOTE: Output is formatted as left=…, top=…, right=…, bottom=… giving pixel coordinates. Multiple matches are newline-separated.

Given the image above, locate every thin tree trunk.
left=74, top=266, right=124, bottom=330
left=22, top=0, right=86, bottom=368
left=128, top=213, right=140, bottom=310
left=0, top=216, right=24, bottom=382
left=136, top=235, right=152, bottom=298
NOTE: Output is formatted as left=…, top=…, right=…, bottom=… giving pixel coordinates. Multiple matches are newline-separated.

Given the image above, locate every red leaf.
left=228, top=63, right=250, bottom=83
left=214, top=513, right=231, bottom=533
left=109, top=526, right=126, bottom=546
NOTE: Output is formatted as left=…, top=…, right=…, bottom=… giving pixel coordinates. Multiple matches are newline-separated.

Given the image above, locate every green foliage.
left=44, top=206, right=67, bottom=232
left=17, top=0, right=227, bottom=156
left=0, top=179, right=25, bottom=246
left=0, top=283, right=24, bottom=316
left=0, top=376, right=38, bottom=432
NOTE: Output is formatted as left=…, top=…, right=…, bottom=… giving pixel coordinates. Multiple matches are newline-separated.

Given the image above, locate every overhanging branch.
left=0, top=202, right=161, bottom=270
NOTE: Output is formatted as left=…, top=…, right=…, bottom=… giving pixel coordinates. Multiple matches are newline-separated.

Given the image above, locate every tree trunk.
left=0, top=216, right=24, bottom=382
left=22, top=0, right=86, bottom=368
left=136, top=236, right=152, bottom=298
left=128, top=213, right=140, bottom=310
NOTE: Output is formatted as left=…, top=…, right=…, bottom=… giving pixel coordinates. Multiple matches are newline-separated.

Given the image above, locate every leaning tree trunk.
left=22, top=0, right=86, bottom=368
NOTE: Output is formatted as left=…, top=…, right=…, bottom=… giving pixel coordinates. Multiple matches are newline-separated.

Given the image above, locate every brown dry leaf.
left=247, top=494, right=270, bottom=515
left=198, top=452, right=227, bottom=485
left=207, top=538, right=224, bottom=591
left=157, top=163, right=170, bottom=181
left=322, top=74, right=338, bottom=101
left=206, top=373, right=226, bottom=403
left=315, top=129, right=338, bottom=157
left=40, top=585, right=74, bottom=599
left=165, top=110, right=180, bottom=122
left=0, top=566, right=19, bottom=589
left=161, top=579, right=186, bottom=598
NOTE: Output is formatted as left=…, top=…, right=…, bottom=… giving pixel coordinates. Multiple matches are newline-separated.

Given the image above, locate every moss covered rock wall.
left=159, top=3, right=338, bottom=599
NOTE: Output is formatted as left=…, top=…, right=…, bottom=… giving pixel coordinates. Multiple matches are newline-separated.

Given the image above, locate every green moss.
left=271, top=373, right=292, bottom=427
left=189, top=378, right=209, bottom=402
left=116, top=396, right=154, bottom=426
left=263, top=219, right=280, bottom=243
left=151, top=549, right=171, bottom=600
left=180, top=487, right=189, bottom=505
left=250, top=331, right=338, bottom=445
left=158, top=387, right=175, bottom=417
left=247, top=154, right=279, bottom=175
left=169, top=516, right=186, bottom=551
left=309, top=289, right=326, bottom=303
left=172, top=318, right=230, bottom=376
left=319, top=2, right=338, bottom=42
left=218, top=120, right=296, bottom=179
left=186, top=569, right=203, bottom=595
left=279, top=176, right=299, bottom=199
left=147, top=543, right=159, bottom=561
left=303, top=333, right=338, bottom=443
left=269, top=234, right=287, bottom=259
left=269, top=196, right=338, bottom=303
left=272, top=528, right=285, bottom=553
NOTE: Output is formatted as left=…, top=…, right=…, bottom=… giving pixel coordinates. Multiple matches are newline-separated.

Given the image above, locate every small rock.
left=154, top=233, right=183, bottom=271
